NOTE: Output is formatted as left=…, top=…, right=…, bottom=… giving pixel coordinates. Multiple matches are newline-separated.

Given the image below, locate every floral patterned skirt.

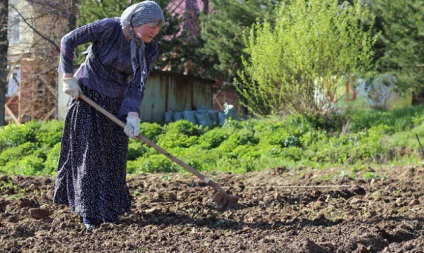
left=53, top=86, right=131, bottom=221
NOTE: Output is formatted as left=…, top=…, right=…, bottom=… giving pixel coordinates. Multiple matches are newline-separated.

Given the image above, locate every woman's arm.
left=58, top=18, right=119, bottom=74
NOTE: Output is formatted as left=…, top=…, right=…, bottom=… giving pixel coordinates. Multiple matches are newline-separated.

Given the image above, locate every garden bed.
left=0, top=165, right=423, bottom=252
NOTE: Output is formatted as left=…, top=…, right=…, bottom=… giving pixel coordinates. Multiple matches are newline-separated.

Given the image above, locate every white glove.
left=124, top=112, right=140, bottom=138
left=63, top=77, right=82, bottom=99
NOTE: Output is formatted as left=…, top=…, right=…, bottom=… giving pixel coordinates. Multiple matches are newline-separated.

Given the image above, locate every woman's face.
left=134, top=22, right=162, bottom=43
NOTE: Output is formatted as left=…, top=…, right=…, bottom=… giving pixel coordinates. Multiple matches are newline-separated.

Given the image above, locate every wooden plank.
left=42, top=107, right=56, bottom=121
left=5, top=105, right=21, bottom=124
left=5, top=94, right=18, bottom=106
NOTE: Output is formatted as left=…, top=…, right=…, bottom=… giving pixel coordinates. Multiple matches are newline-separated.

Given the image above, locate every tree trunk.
left=0, top=1, right=9, bottom=126
left=67, top=0, right=77, bottom=32
left=202, top=0, right=209, bottom=15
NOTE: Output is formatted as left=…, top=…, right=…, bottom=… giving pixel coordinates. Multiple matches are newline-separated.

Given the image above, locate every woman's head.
left=121, top=1, right=165, bottom=28
left=121, top=1, right=164, bottom=43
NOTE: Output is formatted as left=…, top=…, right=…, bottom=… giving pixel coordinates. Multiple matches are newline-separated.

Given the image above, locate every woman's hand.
left=63, top=77, right=81, bottom=99
left=124, top=112, right=140, bottom=138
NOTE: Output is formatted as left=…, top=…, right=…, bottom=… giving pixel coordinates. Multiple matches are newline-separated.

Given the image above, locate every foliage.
left=36, top=120, right=64, bottom=147
left=349, top=106, right=420, bottom=132
left=2, top=105, right=424, bottom=175
left=127, top=154, right=179, bottom=174
left=0, top=121, right=39, bottom=149
left=197, top=0, right=278, bottom=80
left=236, top=0, right=378, bottom=126
left=164, top=120, right=203, bottom=137
left=372, top=0, right=424, bottom=93
left=157, top=120, right=203, bottom=149
left=0, top=142, right=38, bottom=167
left=197, top=127, right=231, bottom=149
left=0, top=120, right=63, bottom=175
left=140, top=122, right=164, bottom=142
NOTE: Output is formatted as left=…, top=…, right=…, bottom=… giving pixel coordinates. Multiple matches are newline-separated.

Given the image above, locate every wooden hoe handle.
left=79, top=94, right=227, bottom=193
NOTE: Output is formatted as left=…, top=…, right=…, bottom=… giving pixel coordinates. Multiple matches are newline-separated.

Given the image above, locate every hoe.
left=80, top=94, right=240, bottom=210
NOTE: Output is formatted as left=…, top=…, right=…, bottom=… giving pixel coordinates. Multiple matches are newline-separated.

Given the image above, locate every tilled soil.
left=0, top=165, right=423, bottom=253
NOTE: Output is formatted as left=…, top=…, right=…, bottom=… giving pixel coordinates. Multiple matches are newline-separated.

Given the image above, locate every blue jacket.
left=58, top=17, right=159, bottom=116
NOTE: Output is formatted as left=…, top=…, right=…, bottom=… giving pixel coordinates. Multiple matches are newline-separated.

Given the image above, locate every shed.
left=57, top=70, right=215, bottom=123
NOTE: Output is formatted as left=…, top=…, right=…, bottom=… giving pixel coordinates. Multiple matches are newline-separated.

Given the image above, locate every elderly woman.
left=53, top=1, right=165, bottom=229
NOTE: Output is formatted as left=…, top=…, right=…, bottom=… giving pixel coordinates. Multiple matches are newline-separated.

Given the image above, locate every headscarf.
left=120, top=1, right=164, bottom=28
left=120, top=1, right=164, bottom=94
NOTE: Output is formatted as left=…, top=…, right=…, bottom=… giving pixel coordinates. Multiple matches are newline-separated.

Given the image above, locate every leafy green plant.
left=35, top=120, right=64, bottom=147
left=127, top=141, right=148, bottom=161
left=0, top=121, right=40, bottom=150
left=140, top=122, right=164, bottom=142
left=3, top=151, right=46, bottom=175
left=2, top=104, right=424, bottom=176
left=216, top=128, right=258, bottom=154
left=128, top=155, right=179, bottom=174
left=42, top=143, right=61, bottom=175
left=197, top=127, right=230, bottom=149
left=157, top=132, right=199, bottom=149
left=164, top=120, right=203, bottom=137
left=0, top=142, right=38, bottom=167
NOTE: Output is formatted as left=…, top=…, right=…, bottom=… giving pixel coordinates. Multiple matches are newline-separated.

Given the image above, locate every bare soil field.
left=0, top=165, right=423, bottom=252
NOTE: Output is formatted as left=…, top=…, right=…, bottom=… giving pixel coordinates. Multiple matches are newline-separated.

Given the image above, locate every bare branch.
left=10, top=4, right=60, bottom=52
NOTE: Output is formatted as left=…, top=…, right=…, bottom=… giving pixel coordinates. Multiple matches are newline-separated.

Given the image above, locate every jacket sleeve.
left=58, top=18, right=118, bottom=74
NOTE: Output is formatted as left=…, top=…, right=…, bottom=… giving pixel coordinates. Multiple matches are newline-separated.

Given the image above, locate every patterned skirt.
left=53, top=86, right=131, bottom=221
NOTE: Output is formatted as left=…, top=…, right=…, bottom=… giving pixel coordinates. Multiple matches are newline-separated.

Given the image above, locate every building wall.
left=7, top=0, right=69, bottom=122
left=8, top=0, right=34, bottom=56
left=58, top=70, right=214, bottom=124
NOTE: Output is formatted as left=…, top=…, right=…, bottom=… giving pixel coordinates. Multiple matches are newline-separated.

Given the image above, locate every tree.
left=236, top=0, right=378, bottom=126
left=196, top=0, right=277, bottom=81
left=0, top=1, right=8, bottom=126
left=373, top=0, right=424, bottom=94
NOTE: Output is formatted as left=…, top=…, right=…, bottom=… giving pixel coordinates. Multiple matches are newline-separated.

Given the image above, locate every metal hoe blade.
left=206, top=190, right=240, bottom=211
